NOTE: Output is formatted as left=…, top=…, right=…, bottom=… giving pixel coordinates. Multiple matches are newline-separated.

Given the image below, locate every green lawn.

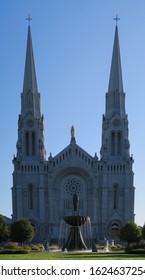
left=0, top=252, right=145, bottom=260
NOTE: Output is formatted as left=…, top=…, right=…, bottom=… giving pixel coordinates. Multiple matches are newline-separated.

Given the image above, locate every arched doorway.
left=110, top=223, right=120, bottom=237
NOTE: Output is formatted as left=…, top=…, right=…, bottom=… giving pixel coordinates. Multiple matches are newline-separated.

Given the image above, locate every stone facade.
left=12, top=24, right=135, bottom=243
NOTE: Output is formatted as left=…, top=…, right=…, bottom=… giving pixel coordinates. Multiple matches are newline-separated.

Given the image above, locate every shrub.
left=15, top=249, right=29, bottom=254
left=49, top=244, right=59, bottom=250
left=0, top=249, right=29, bottom=254
left=110, top=244, right=124, bottom=251
left=110, top=246, right=117, bottom=251
left=5, top=242, right=19, bottom=249
left=30, top=244, right=44, bottom=251
left=96, top=245, right=105, bottom=250
left=31, top=245, right=39, bottom=251
left=126, top=248, right=145, bottom=254
left=37, top=244, right=45, bottom=251
left=21, top=244, right=31, bottom=251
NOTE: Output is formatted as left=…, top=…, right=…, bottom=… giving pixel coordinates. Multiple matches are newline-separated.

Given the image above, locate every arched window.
left=32, top=132, right=36, bottom=156
left=28, top=184, right=33, bottom=210
left=113, top=185, right=118, bottom=209
left=111, top=131, right=122, bottom=156
left=117, top=131, right=122, bottom=155
left=111, top=131, right=115, bottom=155
left=25, top=132, right=29, bottom=156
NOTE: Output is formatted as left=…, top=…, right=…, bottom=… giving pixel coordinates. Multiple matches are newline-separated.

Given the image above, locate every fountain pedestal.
left=62, top=215, right=88, bottom=251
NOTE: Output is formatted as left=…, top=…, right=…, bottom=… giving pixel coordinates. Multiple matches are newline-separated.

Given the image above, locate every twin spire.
left=22, top=15, right=124, bottom=119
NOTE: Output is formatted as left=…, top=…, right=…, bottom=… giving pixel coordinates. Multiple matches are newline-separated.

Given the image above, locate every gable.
left=51, top=140, right=94, bottom=170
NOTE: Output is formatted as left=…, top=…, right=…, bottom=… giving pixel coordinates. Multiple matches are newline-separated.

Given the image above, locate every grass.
left=0, top=252, right=145, bottom=260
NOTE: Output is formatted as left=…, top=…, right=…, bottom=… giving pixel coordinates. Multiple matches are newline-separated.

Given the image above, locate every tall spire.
left=16, top=21, right=46, bottom=162
left=108, top=24, right=123, bottom=93
left=23, top=25, right=38, bottom=94
left=105, top=20, right=125, bottom=118
left=21, top=23, right=41, bottom=119
left=101, top=19, right=129, bottom=161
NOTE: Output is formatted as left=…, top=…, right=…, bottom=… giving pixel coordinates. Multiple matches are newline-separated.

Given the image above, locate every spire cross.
left=113, top=14, right=120, bottom=26
left=26, top=14, right=32, bottom=25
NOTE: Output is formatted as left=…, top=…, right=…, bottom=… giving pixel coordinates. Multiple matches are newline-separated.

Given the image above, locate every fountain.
left=103, top=239, right=109, bottom=252
left=61, top=192, right=91, bottom=251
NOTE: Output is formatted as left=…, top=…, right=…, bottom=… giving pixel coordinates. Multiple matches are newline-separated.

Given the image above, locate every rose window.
left=64, top=178, right=82, bottom=195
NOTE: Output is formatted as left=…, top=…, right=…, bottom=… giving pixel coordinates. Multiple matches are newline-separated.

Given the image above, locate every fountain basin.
left=63, top=215, right=88, bottom=226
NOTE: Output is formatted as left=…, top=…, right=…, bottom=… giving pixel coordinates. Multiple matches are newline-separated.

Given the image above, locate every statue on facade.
left=71, top=125, right=75, bottom=138
left=73, top=192, right=79, bottom=212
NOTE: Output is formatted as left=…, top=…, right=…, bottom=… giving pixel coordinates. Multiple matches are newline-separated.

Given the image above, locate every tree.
left=141, top=224, right=145, bottom=240
left=11, top=219, right=35, bottom=244
left=0, top=216, right=10, bottom=242
left=119, top=221, right=142, bottom=246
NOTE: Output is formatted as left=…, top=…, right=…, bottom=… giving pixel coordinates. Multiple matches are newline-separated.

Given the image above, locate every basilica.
left=12, top=21, right=135, bottom=243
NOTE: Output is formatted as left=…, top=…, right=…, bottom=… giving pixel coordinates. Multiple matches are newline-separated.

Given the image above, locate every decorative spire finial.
left=113, top=14, right=120, bottom=26
left=71, top=125, right=75, bottom=138
left=26, top=14, right=32, bottom=26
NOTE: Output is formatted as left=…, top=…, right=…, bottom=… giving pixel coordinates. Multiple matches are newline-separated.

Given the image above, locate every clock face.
left=27, top=119, right=34, bottom=127
left=112, top=119, right=120, bottom=127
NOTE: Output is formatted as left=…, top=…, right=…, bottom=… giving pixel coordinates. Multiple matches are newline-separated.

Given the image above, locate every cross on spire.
left=26, top=14, right=32, bottom=26
left=113, top=14, right=120, bottom=26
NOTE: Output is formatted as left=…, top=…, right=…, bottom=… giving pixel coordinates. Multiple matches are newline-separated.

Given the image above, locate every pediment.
left=50, top=139, right=94, bottom=169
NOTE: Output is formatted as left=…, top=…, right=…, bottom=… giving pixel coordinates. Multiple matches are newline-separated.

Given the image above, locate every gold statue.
left=71, top=125, right=75, bottom=138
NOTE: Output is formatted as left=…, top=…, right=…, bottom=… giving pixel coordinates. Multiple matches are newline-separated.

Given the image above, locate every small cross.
left=113, top=14, right=120, bottom=26
left=26, top=14, right=32, bottom=25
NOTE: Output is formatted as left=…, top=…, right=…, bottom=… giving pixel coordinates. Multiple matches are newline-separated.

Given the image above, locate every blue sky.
left=1, top=0, right=145, bottom=226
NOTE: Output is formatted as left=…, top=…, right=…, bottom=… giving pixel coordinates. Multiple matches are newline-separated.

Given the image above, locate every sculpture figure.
left=71, top=125, right=75, bottom=138
left=73, top=192, right=79, bottom=212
